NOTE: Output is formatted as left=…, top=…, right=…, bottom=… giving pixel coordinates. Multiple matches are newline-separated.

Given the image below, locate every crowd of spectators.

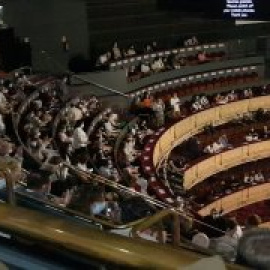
left=0, top=44, right=269, bottom=268
left=96, top=38, right=226, bottom=82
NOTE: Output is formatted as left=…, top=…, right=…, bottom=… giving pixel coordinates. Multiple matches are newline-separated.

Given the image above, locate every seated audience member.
left=204, top=136, right=228, bottom=154
left=89, top=188, right=108, bottom=216
left=200, top=95, right=210, bottom=108
left=48, top=156, right=69, bottom=183
left=22, top=173, right=72, bottom=207
left=141, top=62, right=151, bottom=75
left=243, top=88, right=253, bottom=98
left=104, top=113, right=120, bottom=137
left=218, top=135, right=230, bottom=149
left=245, top=128, right=259, bottom=142
left=254, top=170, right=264, bottom=183
left=248, top=171, right=256, bottom=184
left=75, top=152, right=93, bottom=173
left=197, top=51, right=209, bottom=63
left=227, top=90, right=238, bottom=102
left=243, top=173, right=252, bottom=184
left=192, top=96, right=203, bottom=112
left=263, top=125, right=270, bottom=138
left=151, top=57, right=164, bottom=72
left=170, top=93, right=181, bottom=118
left=204, top=144, right=214, bottom=154
left=38, top=134, right=56, bottom=161
left=58, top=125, right=73, bottom=156
left=98, top=159, right=119, bottom=182
left=152, top=98, right=165, bottom=127
left=215, top=93, right=228, bottom=105
left=112, top=42, right=122, bottom=60
left=126, top=45, right=136, bottom=57
left=212, top=141, right=223, bottom=153
left=141, top=92, right=153, bottom=110
left=123, top=135, right=138, bottom=163
left=97, top=51, right=111, bottom=67
left=72, top=122, right=89, bottom=150
left=184, top=36, right=198, bottom=47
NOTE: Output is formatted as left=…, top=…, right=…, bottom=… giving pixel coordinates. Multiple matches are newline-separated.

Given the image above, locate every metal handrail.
left=64, top=163, right=227, bottom=235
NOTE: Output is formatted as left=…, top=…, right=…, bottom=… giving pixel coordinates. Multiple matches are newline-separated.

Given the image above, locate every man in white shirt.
left=170, top=93, right=181, bottom=117
left=72, top=122, right=88, bottom=150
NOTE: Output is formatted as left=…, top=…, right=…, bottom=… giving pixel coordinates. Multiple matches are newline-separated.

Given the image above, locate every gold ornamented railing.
left=184, top=140, right=270, bottom=190
left=198, top=182, right=270, bottom=217
left=153, top=95, right=270, bottom=169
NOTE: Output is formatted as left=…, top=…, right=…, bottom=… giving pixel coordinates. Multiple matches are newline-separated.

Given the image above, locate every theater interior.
left=0, top=0, right=269, bottom=269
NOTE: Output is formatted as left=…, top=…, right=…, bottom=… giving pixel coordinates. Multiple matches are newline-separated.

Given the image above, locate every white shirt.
left=141, top=64, right=150, bottom=73
left=72, top=127, right=88, bottom=149
left=170, top=96, right=181, bottom=112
